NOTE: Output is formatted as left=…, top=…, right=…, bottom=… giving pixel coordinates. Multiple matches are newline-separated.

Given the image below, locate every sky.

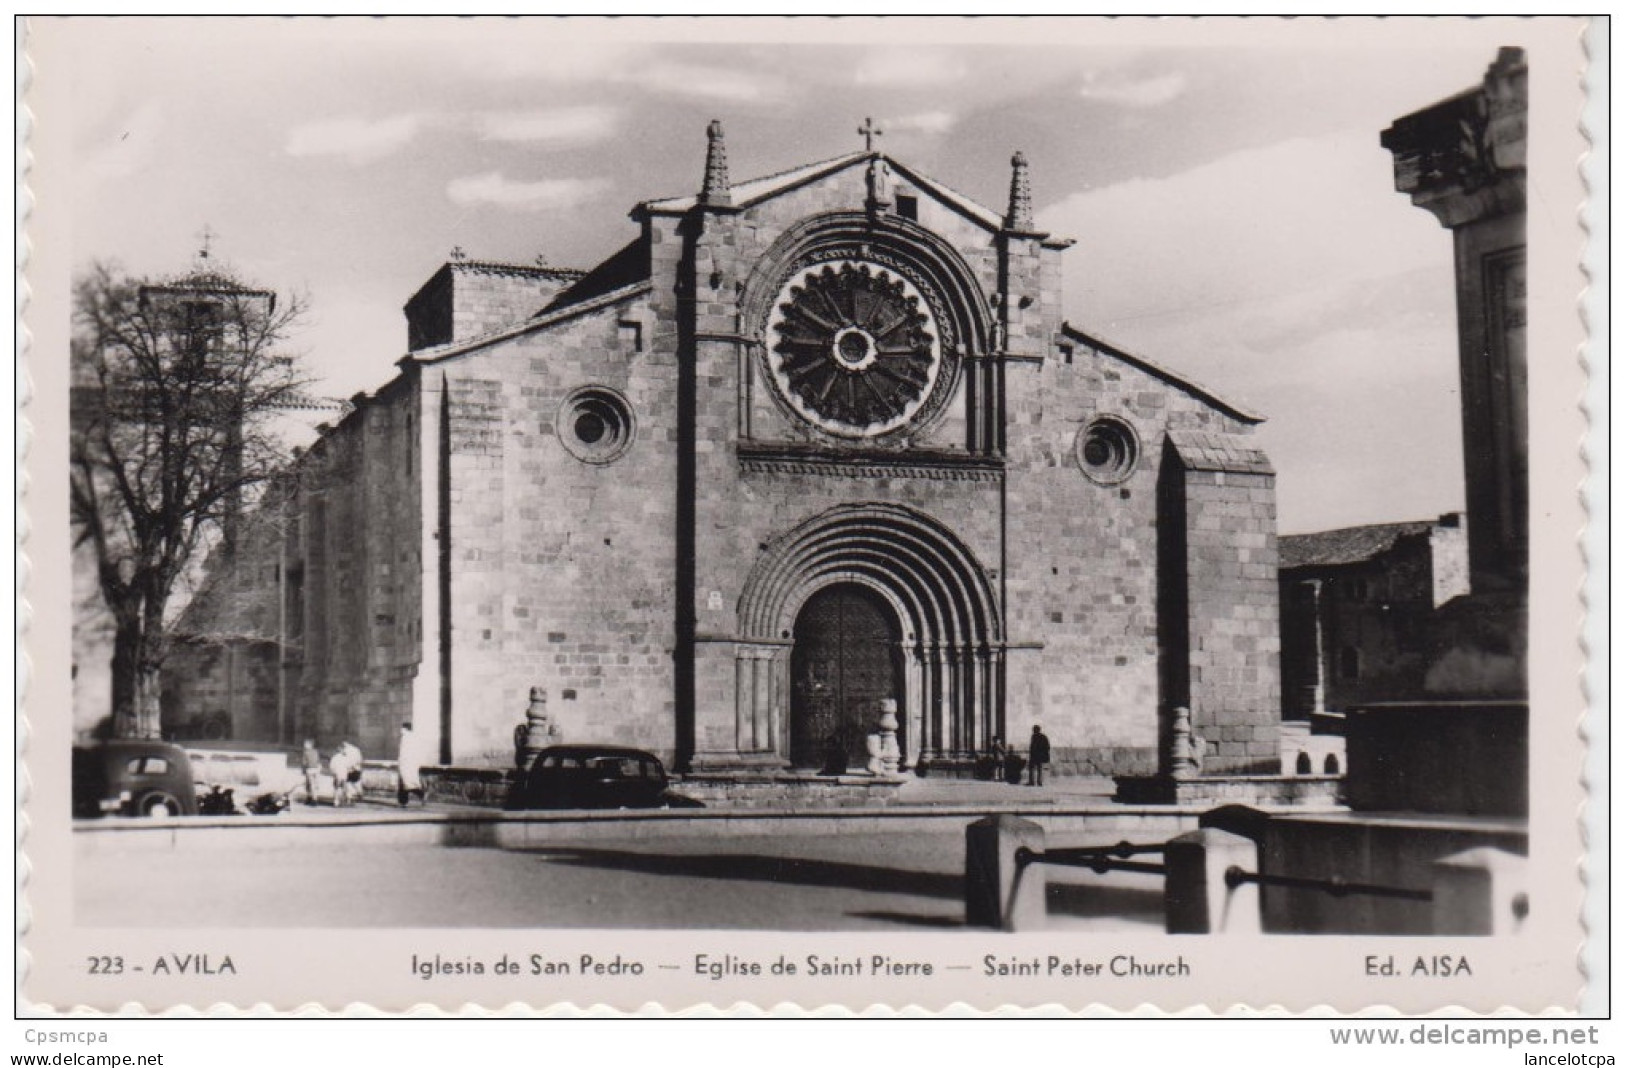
left=36, top=17, right=1541, bottom=535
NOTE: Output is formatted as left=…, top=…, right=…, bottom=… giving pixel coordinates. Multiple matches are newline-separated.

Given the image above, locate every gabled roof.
left=637, top=151, right=1009, bottom=234
left=1279, top=520, right=1436, bottom=570
left=408, top=278, right=652, bottom=367
left=450, top=261, right=586, bottom=284
left=542, top=239, right=648, bottom=314
left=887, top=157, right=1004, bottom=231
left=1061, top=324, right=1265, bottom=425
left=1166, top=429, right=1274, bottom=476
left=140, top=267, right=276, bottom=306
left=639, top=151, right=867, bottom=215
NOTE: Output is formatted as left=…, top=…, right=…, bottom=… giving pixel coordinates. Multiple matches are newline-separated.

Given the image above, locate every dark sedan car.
left=506, top=745, right=673, bottom=810
left=72, top=740, right=199, bottom=818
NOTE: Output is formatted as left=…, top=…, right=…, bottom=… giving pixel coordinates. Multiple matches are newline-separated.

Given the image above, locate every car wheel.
left=141, top=793, right=180, bottom=818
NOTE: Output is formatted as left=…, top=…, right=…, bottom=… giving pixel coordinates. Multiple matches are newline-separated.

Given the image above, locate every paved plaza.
left=75, top=818, right=1166, bottom=932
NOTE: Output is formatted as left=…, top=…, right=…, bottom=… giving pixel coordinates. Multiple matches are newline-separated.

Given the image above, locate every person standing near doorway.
left=396, top=722, right=426, bottom=807
left=1027, top=725, right=1052, bottom=787
left=328, top=743, right=353, bottom=807
left=300, top=739, right=322, bottom=806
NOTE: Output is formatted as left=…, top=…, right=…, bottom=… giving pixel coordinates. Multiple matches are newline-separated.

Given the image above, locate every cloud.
left=445, top=172, right=607, bottom=211
left=853, top=49, right=965, bottom=86
left=885, top=111, right=957, bottom=136
left=1039, top=130, right=1446, bottom=328
left=478, top=105, right=620, bottom=144
left=1078, top=71, right=1188, bottom=108
left=438, top=37, right=650, bottom=83
left=286, top=114, right=422, bottom=164
left=626, top=62, right=786, bottom=103
left=1039, top=129, right=1463, bottom=532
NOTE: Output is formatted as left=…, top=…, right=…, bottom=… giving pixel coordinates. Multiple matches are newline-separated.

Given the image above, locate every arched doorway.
left=735, top=503, right=1003, bottom=772
left=789, top=584, right=903, bottom=769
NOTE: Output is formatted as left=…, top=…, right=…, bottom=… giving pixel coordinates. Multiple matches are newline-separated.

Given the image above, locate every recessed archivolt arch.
left=736, top=502, right=1005, bottom=763
left=738, top=502, right=1001, bottom=648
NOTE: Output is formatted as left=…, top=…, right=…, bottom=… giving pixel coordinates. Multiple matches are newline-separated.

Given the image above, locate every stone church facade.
left=204, top=126, right=1282, bottom=777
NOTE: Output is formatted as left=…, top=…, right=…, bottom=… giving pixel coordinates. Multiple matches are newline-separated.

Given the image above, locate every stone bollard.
left=876, top=698, right=900, bottom=775
left=965, top=815, right=1047, bottom=931
left=514, top=687, right=560, bottom=773
left=864, top=733, right=883, bottom=776
left=1164, top=828, right=1261, bottom=934
left=1431, top=848, right=1530, bottom=935
left=1169, top=706, right=1202, bottom=779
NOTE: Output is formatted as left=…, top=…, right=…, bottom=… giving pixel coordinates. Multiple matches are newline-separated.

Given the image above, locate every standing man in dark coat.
left=1028, top=725, right=1052, bottom=787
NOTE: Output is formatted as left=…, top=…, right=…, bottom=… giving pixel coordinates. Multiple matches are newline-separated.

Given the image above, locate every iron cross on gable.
left=196, top=223, right=217, bottom=261
left=858, top=117, right=883, bottom=152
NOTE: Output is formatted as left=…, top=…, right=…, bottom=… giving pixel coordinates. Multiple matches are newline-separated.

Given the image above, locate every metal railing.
left=1016, top=840, right=1168, bottom=878
left=1223, top=865, right=1433, bottom=902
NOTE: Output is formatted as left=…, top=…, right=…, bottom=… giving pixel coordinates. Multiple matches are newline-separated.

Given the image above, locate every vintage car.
left=506, top=745, right=673, bottom=810
left=72, top=740, right=200, bottom=818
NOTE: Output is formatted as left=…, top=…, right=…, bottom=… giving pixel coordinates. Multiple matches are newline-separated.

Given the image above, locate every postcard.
left=19, top=15, right=1596, bottom=1014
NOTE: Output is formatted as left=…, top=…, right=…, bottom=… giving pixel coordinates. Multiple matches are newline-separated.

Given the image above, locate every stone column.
left=1383, top=47, right=1528, bottom=595
left=904, top=645, right=925, bottom=770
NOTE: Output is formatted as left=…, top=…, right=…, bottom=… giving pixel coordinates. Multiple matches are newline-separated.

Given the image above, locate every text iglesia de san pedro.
left=161, top=119, right=1285, bottom=780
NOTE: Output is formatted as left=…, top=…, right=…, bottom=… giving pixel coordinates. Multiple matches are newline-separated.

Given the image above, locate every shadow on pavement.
left=531, top=847, right=961, bottom=900
left=845, top=910, right=963, bottom=928
left=1047, top=882, right=1163, bottom=924
left=528, top=847, right=1166, bottom=926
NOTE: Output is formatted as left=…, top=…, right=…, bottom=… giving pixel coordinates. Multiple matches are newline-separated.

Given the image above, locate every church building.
left=223, top=123, right=1283, bottom=778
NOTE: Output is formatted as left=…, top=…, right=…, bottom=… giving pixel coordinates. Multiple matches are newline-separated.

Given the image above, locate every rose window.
left=766, top=261, right=943, bottom=437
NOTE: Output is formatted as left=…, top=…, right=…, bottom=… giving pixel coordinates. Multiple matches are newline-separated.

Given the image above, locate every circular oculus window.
left=1075, top=416, right=1139, bottom=484
left=765, top=260, right=943, bottom=439
left=557, top=387, right=635, bottom=464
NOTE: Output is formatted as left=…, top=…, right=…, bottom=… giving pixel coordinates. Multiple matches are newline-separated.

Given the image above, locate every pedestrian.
left=820, top=732, right=847, bottom=776
left=300, top=739, right=321, bottom=806
left=342, top=740, right=365, bottom=805
left=328, top=743, right=352, bottom=807
left=396, top=722, right=426, bottom=807
left=1027, top=725, right=1052, bottom=787
left=981, top=738, right=1007, bottom=782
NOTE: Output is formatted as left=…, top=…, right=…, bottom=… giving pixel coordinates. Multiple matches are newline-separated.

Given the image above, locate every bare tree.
left=70, top=260, right=308, bottom=739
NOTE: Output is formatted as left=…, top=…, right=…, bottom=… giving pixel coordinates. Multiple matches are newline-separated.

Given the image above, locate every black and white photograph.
left=20, top=15, right=1595, bottom=1016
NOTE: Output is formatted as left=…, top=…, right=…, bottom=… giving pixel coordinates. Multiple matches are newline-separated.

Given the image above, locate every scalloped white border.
left=12, top=15, right=1602, bottom=1023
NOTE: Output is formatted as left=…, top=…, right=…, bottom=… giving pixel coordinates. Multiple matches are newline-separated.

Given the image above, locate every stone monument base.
left=1112, top=773, right=1342, bottom=807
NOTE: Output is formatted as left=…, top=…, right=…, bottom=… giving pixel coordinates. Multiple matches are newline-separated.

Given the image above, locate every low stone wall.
left=1344, top=701, right=1527, bottom=816
left=1262, top=811, right=1528, bottom=934
left=672, top=772, right=908, bottom=809
left=919, top=747, right=1157, bottom=779
left=356, top=762, right=517, bottom=807
left=1113, top=774, right=1342, bottom=807
left=422, top=766, right=516, bottom=807
left=358, top=761, right=401, bottom=801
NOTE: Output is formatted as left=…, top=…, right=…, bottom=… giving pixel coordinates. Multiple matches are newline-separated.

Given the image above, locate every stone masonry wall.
left=1181, top=468, right=1280, bottom=773
left=450, top=268, right=579, bottom=345
left=1003, top=336, right=1265, bottom=777
left=407, top=264, right=583, bottom=352
left=428, top=290, right=679, bottom=765
left=291, top=379, right=423, bottom=758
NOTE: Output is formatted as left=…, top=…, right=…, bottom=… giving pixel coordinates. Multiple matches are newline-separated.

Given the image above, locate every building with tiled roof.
left=1278, top=513, right=1469, bottom=721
